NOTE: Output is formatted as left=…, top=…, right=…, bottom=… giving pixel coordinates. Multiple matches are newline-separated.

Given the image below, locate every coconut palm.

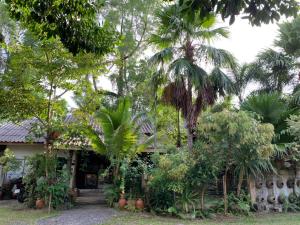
left=86, top=98, right=153, bottom=183
left=149, top=4, right=236, bottom=148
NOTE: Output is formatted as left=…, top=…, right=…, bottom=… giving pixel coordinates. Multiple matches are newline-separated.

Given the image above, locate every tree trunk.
left=200, top=186, right=206, bottom=210
left=237, top=168, right=245, bottom=197
left=247, top=175, right=256, bottom=204
left=187, top=128, right=193, bottom=150
left=154, top=93, right=158, bottom=149
left=176, top=109, right=181, bottom=147
left=223, top=167, right=228, bottom=214
left=69, top=151, right=78, bottom=189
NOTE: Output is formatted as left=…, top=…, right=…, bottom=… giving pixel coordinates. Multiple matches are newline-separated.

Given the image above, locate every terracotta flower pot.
left=118, top=194, right=127, bottom=209
left=36, top=199, right=45, bottom=209
left=135, top=198, right=144, bottom=210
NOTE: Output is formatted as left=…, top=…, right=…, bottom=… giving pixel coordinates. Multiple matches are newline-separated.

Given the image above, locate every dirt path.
left=37, top=205, right=118, bottom=225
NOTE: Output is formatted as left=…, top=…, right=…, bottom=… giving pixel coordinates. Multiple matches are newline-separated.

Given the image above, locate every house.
left=0, top=115, right=153, bottom=191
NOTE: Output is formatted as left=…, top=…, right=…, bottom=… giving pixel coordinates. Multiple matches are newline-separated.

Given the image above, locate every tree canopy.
left=172, top=0, right=299, bottom=26
left=4, top=0, right=117, bottom=55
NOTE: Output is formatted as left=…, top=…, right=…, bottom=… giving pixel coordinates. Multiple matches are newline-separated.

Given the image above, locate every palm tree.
left=149, top=4, right=236, bottom=148
left=231, top=64, right=252, bottom=104
left=276, top=16, right=300, bottom=59
left=86, top=98, right=153, bottom=187
left=241, top=92, right=298, bottom=145
left=248, top=49, right=296, bottom=93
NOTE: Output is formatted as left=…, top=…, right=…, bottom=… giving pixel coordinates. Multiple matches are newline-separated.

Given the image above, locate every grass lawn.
left=103, top=211, right=300, bottom=225
left=0, top=200, right=58, bottom=225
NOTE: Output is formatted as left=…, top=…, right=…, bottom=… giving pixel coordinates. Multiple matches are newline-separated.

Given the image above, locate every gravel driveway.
left=37, top=205, right=118, bottom=225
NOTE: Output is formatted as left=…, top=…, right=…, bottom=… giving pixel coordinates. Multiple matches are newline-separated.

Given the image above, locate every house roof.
left=0, top=119, right=44, bottom=144
left=0, top=114, right=153, bottom=144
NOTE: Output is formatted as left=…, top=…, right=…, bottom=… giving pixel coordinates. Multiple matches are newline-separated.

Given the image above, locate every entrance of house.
left=74, top=151, right=110, bottom=205
left=76, top=151, right=110, bottom=189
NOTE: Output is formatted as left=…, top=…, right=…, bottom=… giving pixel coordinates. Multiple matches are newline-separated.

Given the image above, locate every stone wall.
left=251, top=165, right=300, bottom=212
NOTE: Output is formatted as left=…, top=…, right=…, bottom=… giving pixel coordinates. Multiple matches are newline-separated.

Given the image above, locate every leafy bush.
left=103, top=184, right=119, bottom=207
left=147, top=149, right=193, bottom=213
left=213, top=192, right=251, bottom=215
left=0, top=148, right=21, bottom=173
left=23, top=154, right=71, bottom=209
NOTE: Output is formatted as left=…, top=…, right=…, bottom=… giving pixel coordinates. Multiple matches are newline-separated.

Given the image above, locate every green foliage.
left=175, top=0, right=298, bottom=26
left=276, top=16, right=300, bottom=58
left=198, top=110, right=275, bottom=163
left=150, top=4, right=236, bottom=147
left=214, top=192, right=251, bottom=215
left=188, top=141, right=220, bottom=190
left=103, top=184, right=119, bottom=207
left=247, top=49, right=295, bottom=93
left=5, top=0, right=117, bottom=54
left=175, top=189, right=198, bottom=214
left=125, top=157, right=149, bottom=198
left=86, top=97, right=153, bottom=195
left=0, top=38, right=91, bottom=123
left=149, top=149, right=192, bottom=194
left=87, top=97, right=152, bottom=161
left=241, top=92, right=298, bottom=145
left=23, top=154, right=71, bottom=209
left=287, top=115, right=300, bottom=143
left=154, top=104, right=186, bottom=146
left=147, top=148, right=195, bottom=213
left=0, top=148, right=21, bottom=173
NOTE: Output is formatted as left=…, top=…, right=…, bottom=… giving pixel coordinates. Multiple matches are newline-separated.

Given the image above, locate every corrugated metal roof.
left=0, top=114, right=153, bottom=144
left=0, top=119, right=44, bottom=143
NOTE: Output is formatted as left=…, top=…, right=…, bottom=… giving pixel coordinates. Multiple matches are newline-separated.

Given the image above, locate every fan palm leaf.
left=198, top=45, right=237, bottom=69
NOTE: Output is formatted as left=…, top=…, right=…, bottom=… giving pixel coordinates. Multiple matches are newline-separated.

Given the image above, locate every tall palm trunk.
left=176, top=109, right=181, bottom=147
left=237, top=167, right=245, bottom=197
left=184, top=38, right=197, bottom=150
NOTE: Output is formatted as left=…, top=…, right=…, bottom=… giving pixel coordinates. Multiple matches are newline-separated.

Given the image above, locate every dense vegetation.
left=0, top=0, right=300, bottom=220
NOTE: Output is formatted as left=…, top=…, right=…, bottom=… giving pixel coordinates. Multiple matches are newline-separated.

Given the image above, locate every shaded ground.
left=2, top=200, right=300, bottom=225
left=38, top=205, right=117, bottom=225
left=0, top=200, right=57, bottom=225
left=102, top=211, right=300, bottom=225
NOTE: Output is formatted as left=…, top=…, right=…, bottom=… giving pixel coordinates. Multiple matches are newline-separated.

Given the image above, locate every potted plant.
left=135, top=197, right=144, bottom=210
left=35, top=176, right=47, bottom=209
left=118, top=173, right=127, bottom=209
left=118, top=192, right=127, bottom=209
left=36, top=198, right=45, bottom=209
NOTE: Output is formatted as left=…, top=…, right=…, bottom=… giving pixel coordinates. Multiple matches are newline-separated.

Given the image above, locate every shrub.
left=23, top=154, right=71, bottom=209
left=103, top=184, right=119, bottom=207
left=213, top=191, right=251, bottom=215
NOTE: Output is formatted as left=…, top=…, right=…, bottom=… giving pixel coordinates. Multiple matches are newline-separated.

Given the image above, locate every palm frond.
left=209, top=67, right=234, bottom=96
left=194, top=27, right=229, bottom=41
left=198, top=45, right=237, bottom=69
left=148, top=47, right=174, bottom=66
left=149, top=34, right=174, bottom=49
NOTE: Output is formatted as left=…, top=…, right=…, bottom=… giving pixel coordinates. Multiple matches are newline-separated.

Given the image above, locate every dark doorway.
left=76, top=151, right=110, bottom=189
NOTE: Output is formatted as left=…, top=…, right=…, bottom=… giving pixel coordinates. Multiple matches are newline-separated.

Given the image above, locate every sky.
left=67, top=16, right=284, bottom=108
left=215, top=17, right=280, bottom=64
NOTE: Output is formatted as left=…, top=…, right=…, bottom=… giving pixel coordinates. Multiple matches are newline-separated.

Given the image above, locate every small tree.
left=0, top=148, right=21, bottom=185
left=197, top=110, right=274, bottom=214
left=189, top=141, right=220, bottom=210
left=0, top=37, right=101, bottom=211
left=86, top=97, right=153, bottom=194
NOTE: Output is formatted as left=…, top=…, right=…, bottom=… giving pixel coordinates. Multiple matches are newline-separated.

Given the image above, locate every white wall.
left=1, top=144, right=68, bottom=185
